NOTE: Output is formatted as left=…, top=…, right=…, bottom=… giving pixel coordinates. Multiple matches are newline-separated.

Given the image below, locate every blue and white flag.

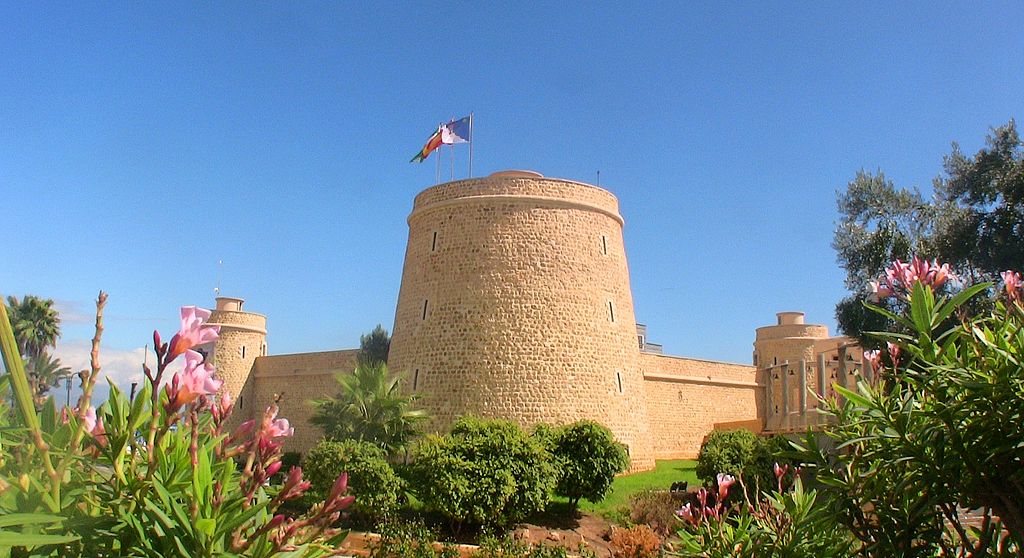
left=441, top=116, right=471, bottom=144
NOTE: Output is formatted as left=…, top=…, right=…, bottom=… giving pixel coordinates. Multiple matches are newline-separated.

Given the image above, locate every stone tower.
left=207, top=296, right=267, bottom=420
left=388, top=170, right=654, bottom=470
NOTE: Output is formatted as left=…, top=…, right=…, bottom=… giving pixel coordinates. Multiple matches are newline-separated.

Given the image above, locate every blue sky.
left=2, top=3, right=1022, bottom=395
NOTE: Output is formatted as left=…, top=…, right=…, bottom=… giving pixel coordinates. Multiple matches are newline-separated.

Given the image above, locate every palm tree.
left=5, top=295, right=61, bottom=358
left=310, top=362, right=428, bottom=456
left=25, top=352, right=72, bottom=406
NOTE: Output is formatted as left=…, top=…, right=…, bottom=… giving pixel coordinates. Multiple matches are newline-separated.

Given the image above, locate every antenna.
left=214, top=259, right=223, bottom=296
left=597, top=170, right=601, bottom=186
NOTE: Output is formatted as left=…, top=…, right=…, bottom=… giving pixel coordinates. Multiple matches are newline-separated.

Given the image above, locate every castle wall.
left=640, top=353, right=761, bottom=459
left=389, top=173, right=654, bottom=470
left=251, top=349, right=359, bottom=453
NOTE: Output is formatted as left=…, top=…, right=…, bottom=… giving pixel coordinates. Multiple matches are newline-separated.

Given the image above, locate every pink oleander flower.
left=212, top=391, right=234, bottom=424
left=676, top=502, right=695, bottom=523
left=773, top=462, right=790, bottom=481
left=264, top=406, right=294, bottom=439
left=716, top=473, right=736, bottom=501
left=866, top=281, right=894, bottom=302
left=887, top=342, right=901, bottom=368
left=1003, top=270, right=1022, bottom=303
left=167, top=350, right=223, bottom=410
left=863, top=349, right=882, bottom=372
left=279, top=467, right=311, bottom=501
left=167, top=306, right=220, bottom=360
left=81, top=406, right=97, bottom=433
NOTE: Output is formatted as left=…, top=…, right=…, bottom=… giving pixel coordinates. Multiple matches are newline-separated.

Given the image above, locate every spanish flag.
left=410, top=126, right=444, bottom=163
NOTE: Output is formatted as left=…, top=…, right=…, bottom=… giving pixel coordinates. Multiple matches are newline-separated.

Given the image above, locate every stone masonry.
left=208, top=171, right=856, bottom=469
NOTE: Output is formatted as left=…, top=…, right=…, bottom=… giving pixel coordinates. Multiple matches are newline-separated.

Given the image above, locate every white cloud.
left=52, top=339, right=184, bottom=405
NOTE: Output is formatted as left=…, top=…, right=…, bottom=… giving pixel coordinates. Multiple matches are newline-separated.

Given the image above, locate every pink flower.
left=1003, top=270, right=1022, bottom=303
left=716, top=473, right=736, bottom=501
left=167, top=306, right=220, bottom=360
left=168, top=350, right=223, bottom=410
left=887, top=342, right=901, bottom=368
left=676, top=503, right=696, bottom=524
left=773, top=462, right=790, bottom=481
left=863, top=350, right=882, bottom=372
left=867, top=281, right=893, bottom=302
left=279, top=467, right=311, bottom=501
left=81, top=406, right=97, bottom=433
left=264, top=406, right=294, bottom=439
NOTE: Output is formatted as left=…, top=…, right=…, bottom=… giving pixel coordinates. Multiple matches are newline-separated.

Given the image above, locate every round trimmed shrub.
left=551, top=420, right=629, bottom=508
left=696, top=429, right=794, bottom=499
left=303, top=439, right=403, bottom=523
left=409, top=416, right=556, bottom=528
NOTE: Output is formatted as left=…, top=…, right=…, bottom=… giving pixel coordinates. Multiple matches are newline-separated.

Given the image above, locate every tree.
left=549, top=420, right=628, bottom=510
left=26, top=352, right=72, bottom=406
left=309, top=362, right=426, bottom=455
left=357, top=324, right=390, bottom=366
left=834, top=121, right=1024, bottom=342
left=5, top=295, right=61, bottom=358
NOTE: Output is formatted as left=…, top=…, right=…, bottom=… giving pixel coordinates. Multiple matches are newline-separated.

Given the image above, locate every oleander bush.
left=0, top=296, right=353, bottom=556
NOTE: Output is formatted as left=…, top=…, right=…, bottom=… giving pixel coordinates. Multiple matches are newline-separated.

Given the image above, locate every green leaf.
left=0, top=514, right=65, bottom=529
left=195, top=518, right=215, bottom=537
left=0, top=531, right=79, bottom=546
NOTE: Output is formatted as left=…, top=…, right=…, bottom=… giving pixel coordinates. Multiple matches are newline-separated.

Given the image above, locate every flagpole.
left=468, top=112, right=474, bottom=178
left=435, top=144, right=440, bottom=184
left=450, top=143, right=455, bottom=181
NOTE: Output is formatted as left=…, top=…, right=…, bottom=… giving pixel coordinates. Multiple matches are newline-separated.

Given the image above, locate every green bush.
left=695, top=430, right=791, bottom=499
left=550, top=420, right=629, bottom=509
left=304, top=439, right=402, bottom=523
left=409, top=416, right=557, bottom=528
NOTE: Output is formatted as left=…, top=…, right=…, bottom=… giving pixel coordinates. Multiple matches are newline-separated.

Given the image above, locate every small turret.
left=207, top=297, right=267, bottom=420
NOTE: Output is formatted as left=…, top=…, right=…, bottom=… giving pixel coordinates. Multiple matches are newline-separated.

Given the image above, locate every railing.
left=762, top=347, right=873, bottom=432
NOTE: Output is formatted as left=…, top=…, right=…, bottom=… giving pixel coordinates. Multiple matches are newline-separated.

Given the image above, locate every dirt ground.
left=510, top=513, right=617, bottom=557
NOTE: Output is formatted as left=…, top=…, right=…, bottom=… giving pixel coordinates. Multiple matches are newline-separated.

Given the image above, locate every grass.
left=554, top=459, right=698, bottom=517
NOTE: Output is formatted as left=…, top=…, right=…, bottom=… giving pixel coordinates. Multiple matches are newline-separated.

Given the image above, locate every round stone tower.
left=207, top=297, right=267, bottom=420
left=752, top=312, right=831, bottom=368
left=388, top=170, right=654, bottom=470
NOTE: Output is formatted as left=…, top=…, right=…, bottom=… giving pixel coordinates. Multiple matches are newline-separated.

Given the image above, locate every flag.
left=441, top=116, right=471, bottom=144
left=410, top=126, right=444, bottom=163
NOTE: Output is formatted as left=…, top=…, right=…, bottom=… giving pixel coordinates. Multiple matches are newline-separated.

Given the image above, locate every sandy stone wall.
left=640, top=353, right=762, bottom=459
left=389, top=174, right=654, bottom=470
left=251, top=349, right=359, bottom=453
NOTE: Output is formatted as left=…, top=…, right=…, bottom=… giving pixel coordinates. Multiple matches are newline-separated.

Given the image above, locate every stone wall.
left=389, top=173, right=654, bottom=470
left=640, top=353, right=762, bottom=459
left=251, top=349, right=359, bottom=453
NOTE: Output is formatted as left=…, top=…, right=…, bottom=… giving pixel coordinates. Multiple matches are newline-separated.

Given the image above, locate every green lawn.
left=565, top=459, right=698, bottom=516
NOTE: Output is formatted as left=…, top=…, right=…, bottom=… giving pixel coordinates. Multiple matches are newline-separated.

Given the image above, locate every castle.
left=207, top=171, right=864, bottom=471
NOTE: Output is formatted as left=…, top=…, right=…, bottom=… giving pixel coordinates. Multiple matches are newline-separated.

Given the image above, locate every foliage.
left=801, top=267, right=1024, bottom=556
left=833, top=120, right=1024, bottom=342
left=358, top=324, right=392, bottom=367
left=0, top=295, right=354, bottom=556
left=368, top=522, right=588, bottom=558
left=5, top=294, right=61, bottom=359
left=549, top=420, right=629, bottom=510
left=695, top=430, right=792, bottom=501
left=408, top=416, right=557, bottom=529
left=627, top=489, right=682, bottom=537
left=369, top=520, right=460, bottom=558
left=672, top=476, right=853, bottom=558
left=25, top=351, right=72, bottom=406
left=304, top=439, right=403, bottom=524
left=310, top=362, right=427, bottom=455
left=609, top=524, right=661, bottom=558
